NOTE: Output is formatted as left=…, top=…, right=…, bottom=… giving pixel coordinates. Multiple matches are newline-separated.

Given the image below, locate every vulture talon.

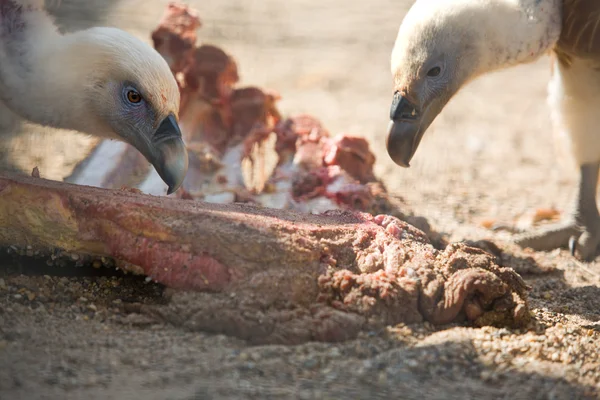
left=512, top=222, right=579, bottom=252
left=513, top=221, right=600, bottom=262
left=568, top=235, right=578, bottom=257
left=571, top=230, right=600, bottom=262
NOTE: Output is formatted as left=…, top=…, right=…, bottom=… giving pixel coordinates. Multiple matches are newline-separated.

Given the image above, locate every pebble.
left=0, top=279, right=6, bottom=290
left=480, top=370, right=497, bottom=382
left=328, top=347, right=341, bottom=357
left=303, top=358, right=318, bottom=369
left=405, top=359, right=418, bottom=368
left=84, top=376, right=98, bottom=387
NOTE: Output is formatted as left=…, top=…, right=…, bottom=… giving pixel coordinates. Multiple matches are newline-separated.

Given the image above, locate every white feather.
left=0, top=0, right=178, bottom=136
left=392, top=0, right=562, bottom=79
left=548, top=57, right=600, bottom=165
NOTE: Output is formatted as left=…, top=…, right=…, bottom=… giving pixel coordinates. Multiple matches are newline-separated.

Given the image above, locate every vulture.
left=0, top=0, right=188, bottom=194
left=387, top=0, right=600, bottom=260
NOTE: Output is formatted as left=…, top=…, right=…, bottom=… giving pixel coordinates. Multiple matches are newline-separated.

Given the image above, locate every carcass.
left=0, top=173, right=530, bottom=344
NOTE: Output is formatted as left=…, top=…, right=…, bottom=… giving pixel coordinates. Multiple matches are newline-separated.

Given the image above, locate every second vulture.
left=387, top=0, right=600, bottom=260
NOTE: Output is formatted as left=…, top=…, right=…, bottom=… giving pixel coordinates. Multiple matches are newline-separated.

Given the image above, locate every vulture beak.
left=145, top=113, right=188, bottom=195
left=386, top=92, right=428, bottom=168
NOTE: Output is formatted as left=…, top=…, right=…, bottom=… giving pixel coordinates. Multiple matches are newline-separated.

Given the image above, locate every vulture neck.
left=31, top=32, right=105, bottom=133
left=1, top=9, right=102, bottom=135
left=471, top=0, right=562, bottom=74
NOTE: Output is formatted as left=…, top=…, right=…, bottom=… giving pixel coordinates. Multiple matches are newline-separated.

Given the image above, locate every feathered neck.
left=470, top=0, right=562, bottom=73
left=0, top=3, right=110, bottom=135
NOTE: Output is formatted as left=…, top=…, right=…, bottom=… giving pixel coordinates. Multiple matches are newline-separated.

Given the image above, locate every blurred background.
left=2, top=0, right=575, bottom=239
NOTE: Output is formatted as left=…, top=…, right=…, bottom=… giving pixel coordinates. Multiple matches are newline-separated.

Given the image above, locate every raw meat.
left=150, top=1, right=202, bottom=76
left=71, top=2, right=396, bottom=223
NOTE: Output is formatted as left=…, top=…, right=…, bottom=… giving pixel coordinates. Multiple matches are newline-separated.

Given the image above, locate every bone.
left=65, top=140, right=151, bottom=190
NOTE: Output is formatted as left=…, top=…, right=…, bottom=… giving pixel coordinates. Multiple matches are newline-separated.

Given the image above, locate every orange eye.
left=127, top=90, right=142, bottom=104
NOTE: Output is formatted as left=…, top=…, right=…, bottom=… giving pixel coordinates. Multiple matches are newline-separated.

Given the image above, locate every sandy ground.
left=1, top=0, right=599, bottom=399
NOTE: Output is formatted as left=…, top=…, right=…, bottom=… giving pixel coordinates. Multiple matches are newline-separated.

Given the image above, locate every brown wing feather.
left=556, top=0, right=600, bottom=66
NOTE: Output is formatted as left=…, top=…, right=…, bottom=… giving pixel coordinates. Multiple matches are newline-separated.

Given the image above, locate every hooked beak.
left=386, top=92, right=430, bottom=168
left=144, top=114, right=188, bottom=194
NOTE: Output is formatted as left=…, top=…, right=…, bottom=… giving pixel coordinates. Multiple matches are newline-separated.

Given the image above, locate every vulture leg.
left=515, top=59, right=600, bottom=261
left=513, top=221, right=579, bottom=252
left=568, top=163, right=600, bottom=259
left=514, top=164, right=600, bottom=260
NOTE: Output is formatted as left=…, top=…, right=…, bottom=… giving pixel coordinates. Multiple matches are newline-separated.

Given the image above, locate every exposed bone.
left=66, top=140, right=151, bottom=190
left=241, top=131, right=279, bottom=193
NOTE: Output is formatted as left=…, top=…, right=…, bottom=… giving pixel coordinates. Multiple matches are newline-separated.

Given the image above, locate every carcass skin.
left=0, top=173, right=530, bottom=344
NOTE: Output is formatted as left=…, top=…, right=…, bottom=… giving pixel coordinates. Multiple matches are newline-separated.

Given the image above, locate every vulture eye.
left=126, top=89, right=142, bottom=104
left=427, top=66, right=441, bottom=77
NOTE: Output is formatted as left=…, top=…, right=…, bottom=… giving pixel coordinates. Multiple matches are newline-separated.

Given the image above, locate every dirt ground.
left=1, top=0, right=599, bottom=399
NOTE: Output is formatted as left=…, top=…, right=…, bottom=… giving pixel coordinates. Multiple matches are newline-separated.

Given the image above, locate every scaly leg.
left=569, top=163, right=600, bottom=259
left=514, top=57, right=600, bottom=261
left=514, top=163, right=600, bottom=260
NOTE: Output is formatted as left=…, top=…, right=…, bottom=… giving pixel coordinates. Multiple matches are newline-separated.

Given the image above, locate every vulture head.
left=0, top=0, right=189, bottom=193
left=65, top=28, right=188, bottom=194
left=386, top=1, right=483, bottom=167
left=385, top=0, right=561, bottom=167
